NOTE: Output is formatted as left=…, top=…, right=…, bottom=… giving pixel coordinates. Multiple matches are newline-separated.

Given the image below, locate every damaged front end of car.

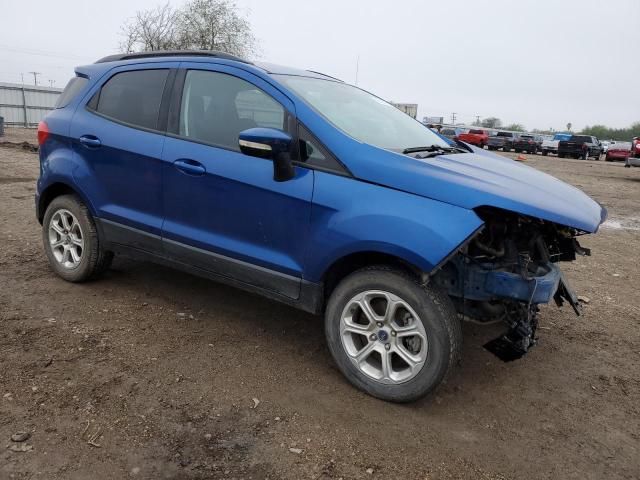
left=432, top=207, right=594, bottom=362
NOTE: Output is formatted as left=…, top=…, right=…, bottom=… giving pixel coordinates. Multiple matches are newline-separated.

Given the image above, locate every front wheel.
left=325, top=267, right=462, bottom=403
left=42, top=194, right=113, bottom=282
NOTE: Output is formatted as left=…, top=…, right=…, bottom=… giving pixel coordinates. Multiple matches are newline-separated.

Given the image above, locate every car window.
left=90, top=69, right=169, bottom=130
left=179, top=70, right=285, bottom=150
left=55, top=76, right=89, bottom=108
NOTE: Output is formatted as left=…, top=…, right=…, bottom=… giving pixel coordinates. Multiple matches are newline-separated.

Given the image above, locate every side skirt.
left=95, top=218, right=324, bottom=314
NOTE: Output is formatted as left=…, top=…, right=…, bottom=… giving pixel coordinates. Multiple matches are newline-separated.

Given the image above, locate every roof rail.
left=95, top=50, right=251, bottom=64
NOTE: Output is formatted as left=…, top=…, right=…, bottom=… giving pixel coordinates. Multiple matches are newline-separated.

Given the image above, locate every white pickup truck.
left=541, top=133, right=572, bottom=156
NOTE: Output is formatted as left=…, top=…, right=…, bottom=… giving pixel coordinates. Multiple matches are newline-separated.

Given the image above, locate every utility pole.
left=451, top=112, right=457, bottom=124
left=355, top=55, right=360, bottom=86
left=475, top=115, right=481, bottom=125
left=28, top=71, right=41, bottom=86
left=20, top=73, right=24, bottom=85
left=48, top=79, right=55, bottom=87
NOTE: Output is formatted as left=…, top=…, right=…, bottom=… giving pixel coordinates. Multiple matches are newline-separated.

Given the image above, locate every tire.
left=542, top=150, right=548, bottom=156
left=325, top=266, right=462, bottom=403
left=488, top=146, right=496, bottom=151
left=558, top=153, right=565, bottom=158
left=42, top=194, right=113, bottom=282
left=514, top=149, right=521, bottom=153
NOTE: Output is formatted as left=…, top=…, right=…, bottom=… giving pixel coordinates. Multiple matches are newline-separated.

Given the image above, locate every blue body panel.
left=304, top=172, right=482, bottom=281
left=36, top=55, right=606, bottom=308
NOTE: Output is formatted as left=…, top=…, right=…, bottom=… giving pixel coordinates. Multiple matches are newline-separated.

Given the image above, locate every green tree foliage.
left=581, top=122, right=640, bottom=141
left=503, top=123, right=526, bottom=132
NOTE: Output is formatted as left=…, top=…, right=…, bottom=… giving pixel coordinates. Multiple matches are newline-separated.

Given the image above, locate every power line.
left=0, top=44, right=93, bottom=61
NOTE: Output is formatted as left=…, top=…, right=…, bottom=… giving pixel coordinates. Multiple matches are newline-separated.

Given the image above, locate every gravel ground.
left=1, top=132, right=639, bottom=480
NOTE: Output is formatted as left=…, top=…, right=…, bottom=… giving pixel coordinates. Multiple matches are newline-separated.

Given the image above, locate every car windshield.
left=275, top=75, right=450, bottom=151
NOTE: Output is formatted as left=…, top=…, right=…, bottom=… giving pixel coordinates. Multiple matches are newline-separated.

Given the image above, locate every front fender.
left=304, top=172, right=484, bottom=282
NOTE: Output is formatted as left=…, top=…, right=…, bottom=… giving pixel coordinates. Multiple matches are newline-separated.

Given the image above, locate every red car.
left=458, top=129, right=489, bottom=148
left=605, top=142, right=631, bottom=162
left=632, top=137, right=640, bottom=158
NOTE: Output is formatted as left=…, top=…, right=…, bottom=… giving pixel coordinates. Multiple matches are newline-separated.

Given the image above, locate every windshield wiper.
left=402, top=145, right=467, bottom=155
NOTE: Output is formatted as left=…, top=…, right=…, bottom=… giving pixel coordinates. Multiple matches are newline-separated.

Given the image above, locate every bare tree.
left=119, top=3, right=179, bottom=52
left=481, top=117, right=502, bottom=129
left=119, top=0, right=258, bottom=58
left=176, top=0, right=257, bottom=57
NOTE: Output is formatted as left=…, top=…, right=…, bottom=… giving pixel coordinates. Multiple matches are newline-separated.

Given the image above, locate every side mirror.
left=239, top=128, right=295, bottom=182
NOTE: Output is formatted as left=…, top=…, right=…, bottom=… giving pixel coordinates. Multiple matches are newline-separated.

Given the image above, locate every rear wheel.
left=325, top=267, right=462, bottom=403
left=542, top=150, right=548, bottom=156
left=42, top=195, right=113, bottom=282
left=558, top=153, right=565, bottom=158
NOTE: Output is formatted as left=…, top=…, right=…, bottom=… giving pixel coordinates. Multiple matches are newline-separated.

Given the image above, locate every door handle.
left=79, top=135, right=102, bottom=148
left=173, top=159, right=206, bottom=176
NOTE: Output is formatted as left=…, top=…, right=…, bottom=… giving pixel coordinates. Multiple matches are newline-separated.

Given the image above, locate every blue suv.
left=36, top=51, right=606, bottom=402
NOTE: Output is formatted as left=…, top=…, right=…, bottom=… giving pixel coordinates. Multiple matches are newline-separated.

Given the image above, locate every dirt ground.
left=1, top=127, right=639, bottom=480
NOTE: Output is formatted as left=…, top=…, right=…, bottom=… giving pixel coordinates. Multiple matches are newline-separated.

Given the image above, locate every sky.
left=1, top=0, right=638, bottom=131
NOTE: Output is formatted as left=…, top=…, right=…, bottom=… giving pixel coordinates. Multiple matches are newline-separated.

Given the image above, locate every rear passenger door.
left=70, top=64, right=177, bottom=252
left=160, top=64, right=313, bottom=299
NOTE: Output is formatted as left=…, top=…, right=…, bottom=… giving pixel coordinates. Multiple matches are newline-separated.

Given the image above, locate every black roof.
left=95, top=50, right=251, bottom=64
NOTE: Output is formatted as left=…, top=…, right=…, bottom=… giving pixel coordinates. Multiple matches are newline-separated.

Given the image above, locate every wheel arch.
left=320, top=250, right=424, bottom=303
left=37, top=181, right=97, bottom=224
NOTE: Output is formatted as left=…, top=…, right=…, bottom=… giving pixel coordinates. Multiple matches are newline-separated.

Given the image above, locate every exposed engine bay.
left=433, top=207, right=591, bottom=362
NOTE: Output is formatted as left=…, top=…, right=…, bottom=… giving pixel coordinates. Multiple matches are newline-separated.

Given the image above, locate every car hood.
left=348, top=146, right=606, bottom=233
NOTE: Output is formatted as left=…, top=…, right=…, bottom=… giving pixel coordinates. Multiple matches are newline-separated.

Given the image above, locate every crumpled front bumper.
left=451, top=261, right=563, bottom=305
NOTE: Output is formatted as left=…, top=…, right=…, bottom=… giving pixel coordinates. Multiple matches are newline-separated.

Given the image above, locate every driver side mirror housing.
left=239, top=128, right=295, bottom=182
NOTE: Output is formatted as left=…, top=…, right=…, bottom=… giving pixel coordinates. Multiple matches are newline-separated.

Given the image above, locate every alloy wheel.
left=48, top=209, right=84, bottom=269
left=340, top=290, right=428, bottom=384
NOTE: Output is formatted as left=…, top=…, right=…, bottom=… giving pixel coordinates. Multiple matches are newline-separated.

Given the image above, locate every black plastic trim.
left=163, top=238, right=301, bottom=299
left=96, top=218, right=324, bottom=313
left=96, top=50, right=251, bottom=65
left=295, top=123, right=351, bottom=177
left=98, top=218, right=162, bottom=253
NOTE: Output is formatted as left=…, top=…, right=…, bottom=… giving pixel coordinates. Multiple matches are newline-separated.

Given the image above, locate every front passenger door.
left=160, top=66, right=313, bottom=299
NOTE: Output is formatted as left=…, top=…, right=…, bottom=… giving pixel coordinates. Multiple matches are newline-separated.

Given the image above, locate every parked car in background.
left=458, top=128, right=489, bottom=148
left=626, top=137, right=640, bottom=167
left=541, top=133, right=571, bottom=156
left=487, top=131, right=518, bottom=151
left=36, top=50, right=607, bottom=402
left=439, top=127, right=465, bottom=141
left=605, top=142, right=631, bottom=162
left=558, top=135, right=603, bottom=160
left=513, top=134, right=538, bottom=154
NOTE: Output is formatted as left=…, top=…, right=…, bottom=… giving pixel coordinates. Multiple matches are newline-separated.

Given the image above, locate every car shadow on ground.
left=102, top=257, right=512, bottom=406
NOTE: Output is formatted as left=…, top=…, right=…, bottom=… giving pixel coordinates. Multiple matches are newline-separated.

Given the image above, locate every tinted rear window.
left=90, top=69, right=169, bottom=130
left=496, top=132, right=513, bottom=137
left=569, top=135, right=591, bottom=142
left=55, top=76, right=89, bottom=108
left=469, top=129, right=484, bottom=134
